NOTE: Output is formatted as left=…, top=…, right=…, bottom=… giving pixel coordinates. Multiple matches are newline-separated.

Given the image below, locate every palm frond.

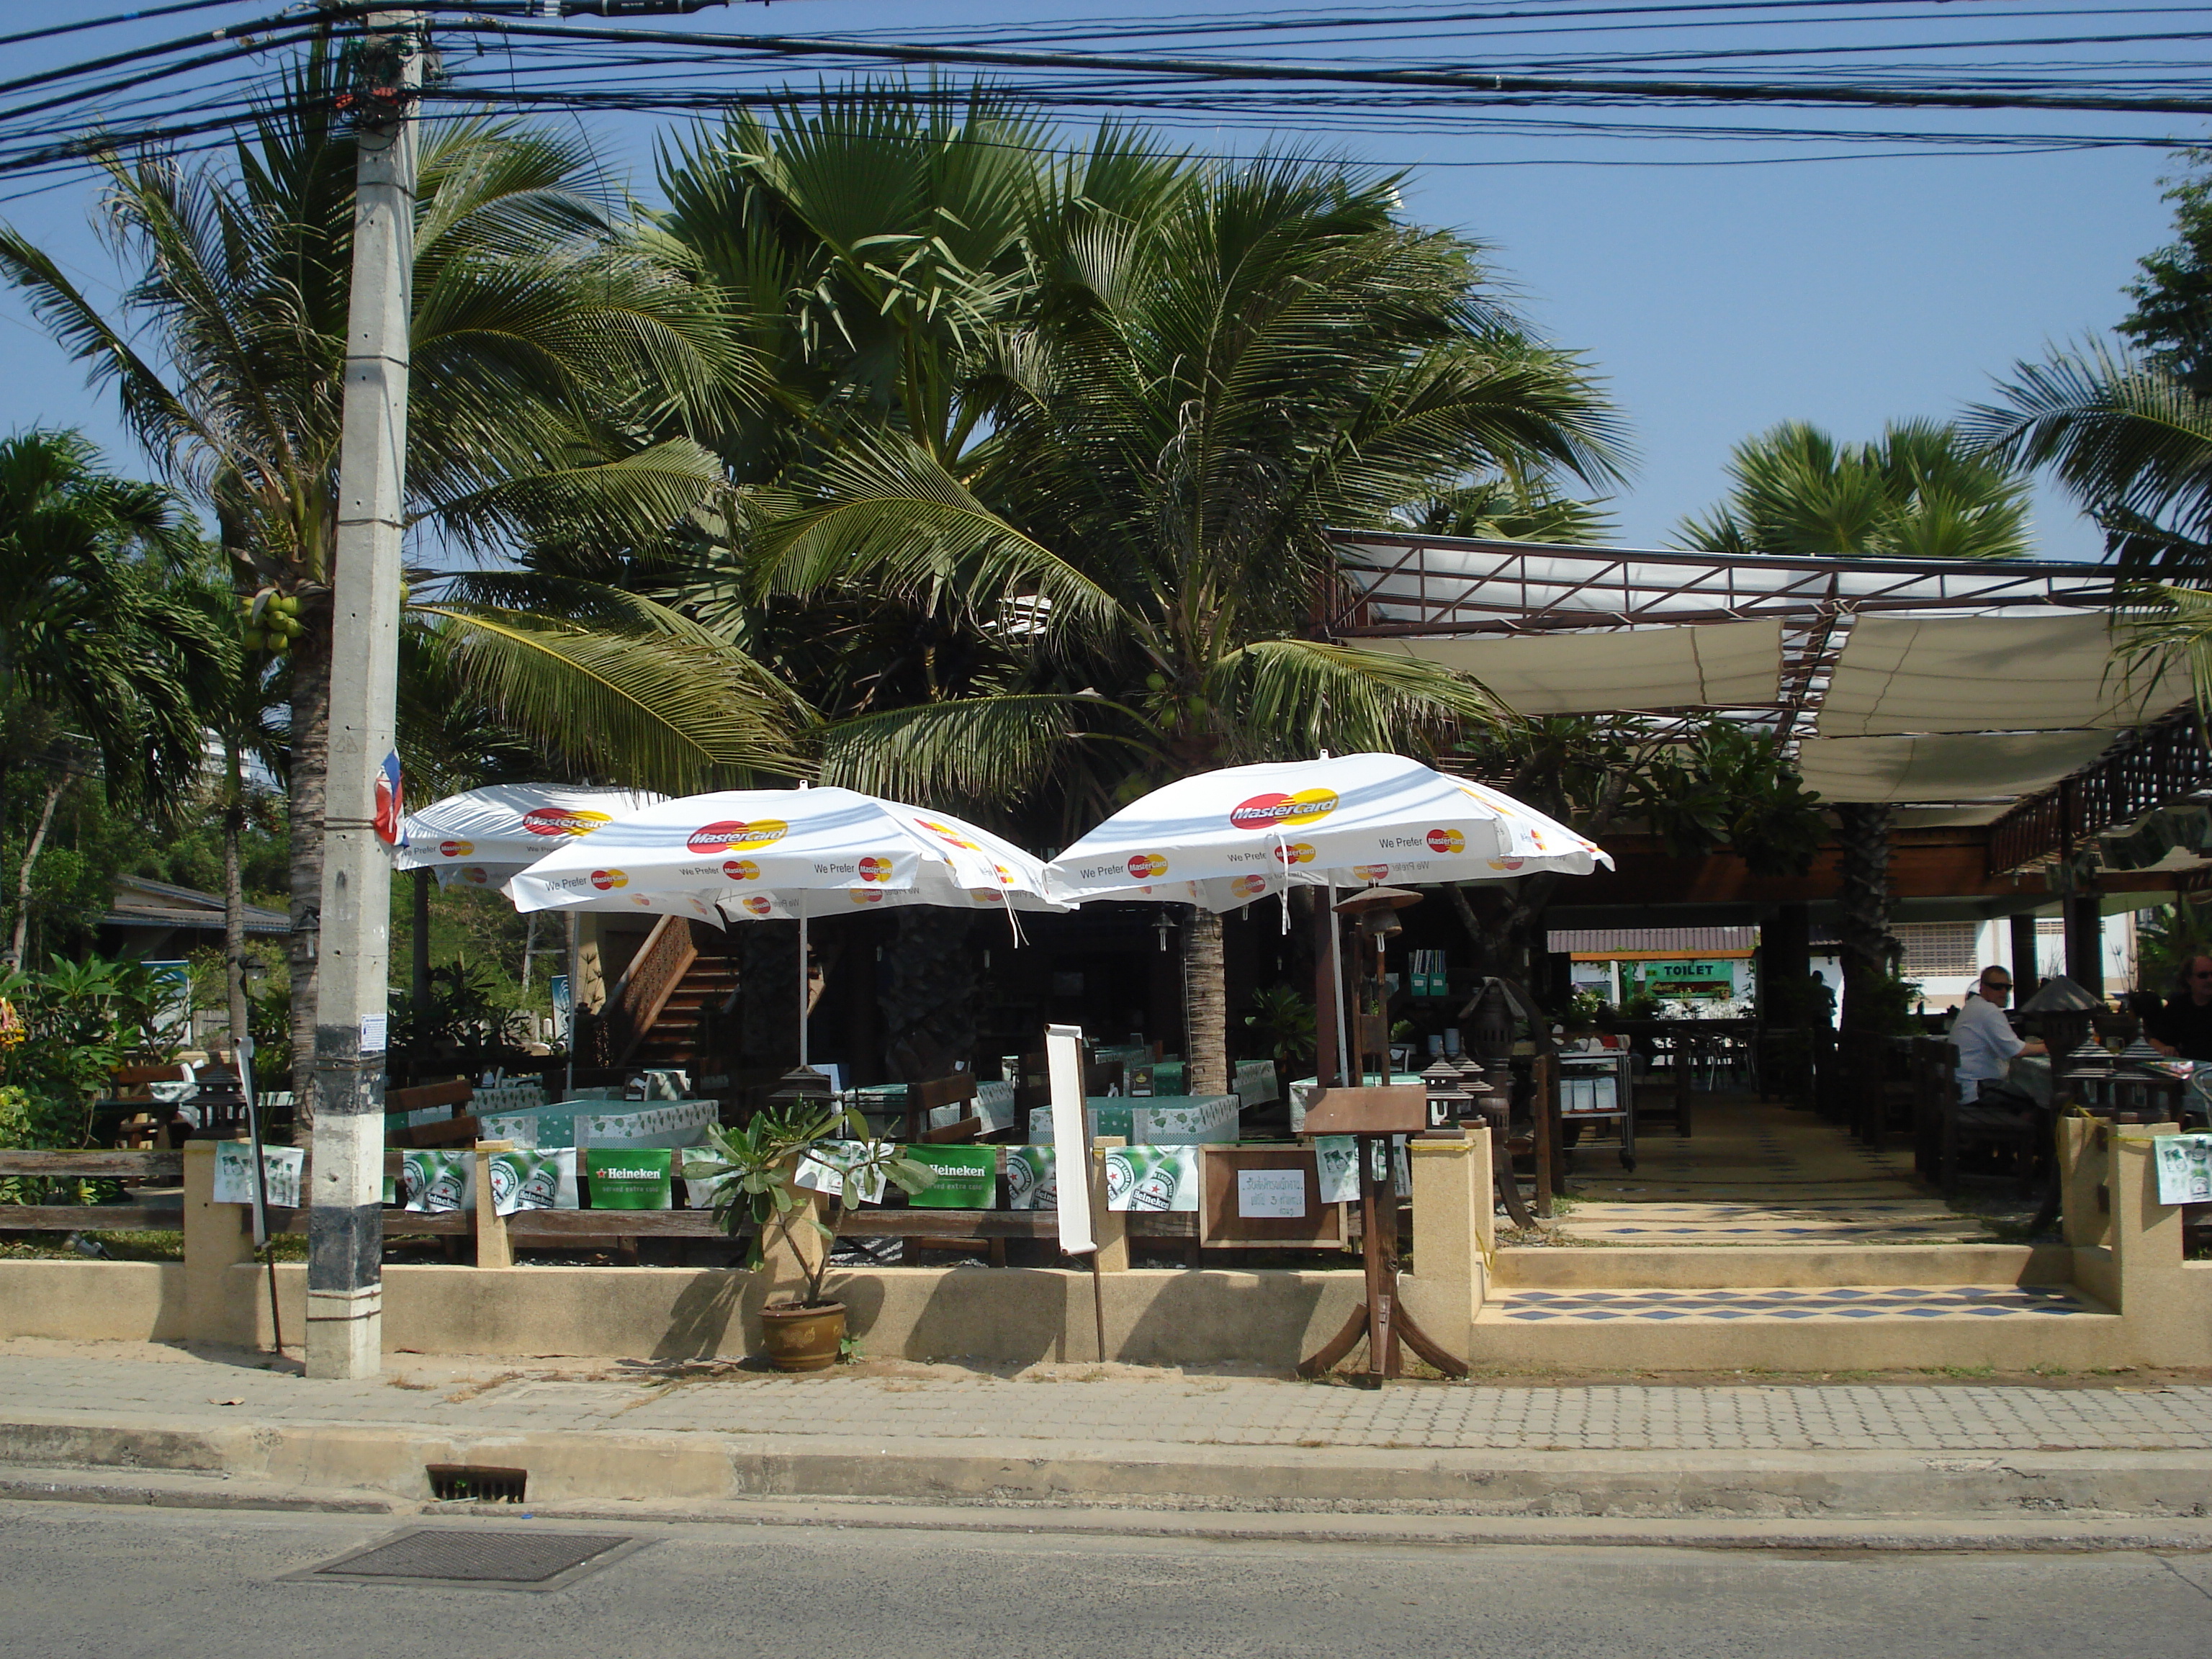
left=1212, top=639, right=1512, bottom=763
left=416, top=602, right=811, bottom=791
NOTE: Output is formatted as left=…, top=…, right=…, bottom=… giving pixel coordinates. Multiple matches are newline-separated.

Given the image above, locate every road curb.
left=4, top=1409, right=2211, bottom=1524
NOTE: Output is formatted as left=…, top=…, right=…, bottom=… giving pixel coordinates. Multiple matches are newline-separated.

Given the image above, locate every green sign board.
left=901, top=1144, right=997, bottom=1209
left=585, top=1147, right=672, bottom=1210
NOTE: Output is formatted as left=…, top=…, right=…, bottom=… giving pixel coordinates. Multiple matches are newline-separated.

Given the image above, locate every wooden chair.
left=903, top=1073, right=979, bottom=1143
left=1908, top=1037, right=1959, bottom=1184
left=1940, top=1079, right=2048, bottom=1200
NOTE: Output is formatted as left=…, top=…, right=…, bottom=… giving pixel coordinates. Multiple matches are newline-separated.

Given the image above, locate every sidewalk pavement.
left=3, top=1340, right=2211, bottom=1539
left=3, top=1342, right=2208, bottom=1452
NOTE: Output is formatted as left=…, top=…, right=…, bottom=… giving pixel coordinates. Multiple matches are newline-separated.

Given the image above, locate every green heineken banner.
left=902, top=1143, right=997, bottom=1209
left=1004, top=1146, right=1057, bottom=1210
left=401, top=1149, right=472, bottom=1213
left=212, top=1142, right=305, bottom=1209
left=586, top=1147, right=673, bottom=1210
left=1105, top=1145, right=1198, bottom=1213
left=485, top=1148, right=579, bottom=1215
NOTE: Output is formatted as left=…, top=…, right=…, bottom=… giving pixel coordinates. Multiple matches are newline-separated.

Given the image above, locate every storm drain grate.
left=427, top=1463, right=527, bottom=1503
left=292, top=1529, right=641, bottom=1592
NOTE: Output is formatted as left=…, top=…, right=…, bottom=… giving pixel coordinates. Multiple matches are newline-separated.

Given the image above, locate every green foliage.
left=2119, top=149, right=2212, bottom=396
left=0, top=954, right=185, bottom=1146
left=2135, top=902, right=2212, bottom=994
left=1455, top=714, right=1828, bottom=878
left=1243, top=984, right=1317, bottom=1069
left=386, top=962, right=538, bottom=1083
left=683, top=1100, right=934, bottom=1307
left=1676, top=421, right=2031, bottom=562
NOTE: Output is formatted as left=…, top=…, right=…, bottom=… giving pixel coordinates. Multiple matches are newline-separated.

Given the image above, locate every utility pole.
left=307, top=7, right=422, bottom=1380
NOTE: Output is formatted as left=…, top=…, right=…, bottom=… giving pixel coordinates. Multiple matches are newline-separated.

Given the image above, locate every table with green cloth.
left=1024, top=1094, right=1241, bottom=1146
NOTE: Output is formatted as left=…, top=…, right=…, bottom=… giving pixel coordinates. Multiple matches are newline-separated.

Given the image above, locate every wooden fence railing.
left=601, top=913, right=699, bottom=1065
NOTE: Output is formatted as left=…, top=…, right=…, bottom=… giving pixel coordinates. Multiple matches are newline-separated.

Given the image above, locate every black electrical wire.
left=0, top=0, right=276, bottom=53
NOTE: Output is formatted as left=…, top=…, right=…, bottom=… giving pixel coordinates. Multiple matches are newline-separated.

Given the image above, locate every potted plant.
left=684, top=1099, right=933, bottom=1371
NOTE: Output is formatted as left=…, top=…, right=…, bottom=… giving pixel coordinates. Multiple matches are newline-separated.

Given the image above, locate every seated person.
left=1948, top=966, right=2044, bottom=1101
left=2146, top=955, right=2212, bottom=1061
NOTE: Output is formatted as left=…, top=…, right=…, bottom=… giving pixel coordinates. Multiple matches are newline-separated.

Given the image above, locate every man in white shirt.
left=1949, top=966, right=2045, bottom=1101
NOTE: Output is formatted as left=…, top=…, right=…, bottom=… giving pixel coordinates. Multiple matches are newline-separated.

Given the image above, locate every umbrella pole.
left=797, top=906, right=810, bottom=1071
left=1327, top=884, right=1354, bottom=1085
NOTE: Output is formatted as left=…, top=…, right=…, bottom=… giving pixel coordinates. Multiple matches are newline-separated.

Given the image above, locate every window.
left=1894, top=922, right=1979, bottom=979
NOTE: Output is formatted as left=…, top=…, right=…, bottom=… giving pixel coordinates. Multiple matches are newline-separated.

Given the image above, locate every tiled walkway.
left=1551, top=1200, right=1999, bottom=1246
left=1, top=1345, right=2206, bottom=1452
left=1487, top=1285, right=2098, bottom=1322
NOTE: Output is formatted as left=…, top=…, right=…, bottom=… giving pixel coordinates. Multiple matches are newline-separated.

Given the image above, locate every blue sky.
left=0, top=1, right=2198, bottom=558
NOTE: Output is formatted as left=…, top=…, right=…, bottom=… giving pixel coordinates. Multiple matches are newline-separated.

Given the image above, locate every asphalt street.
left=0, top=1501, right=2208, bottom=1658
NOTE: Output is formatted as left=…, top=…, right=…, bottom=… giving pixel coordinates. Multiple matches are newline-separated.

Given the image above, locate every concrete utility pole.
left=307, top=9, right=422, bottom=1380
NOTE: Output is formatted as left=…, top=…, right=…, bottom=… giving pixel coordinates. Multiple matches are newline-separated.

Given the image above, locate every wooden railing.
left=601, top=912, right=700, bottom=1064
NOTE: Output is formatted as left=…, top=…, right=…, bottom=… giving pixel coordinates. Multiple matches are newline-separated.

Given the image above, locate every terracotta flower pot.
left=759, top=1300, right=846, bottom=1372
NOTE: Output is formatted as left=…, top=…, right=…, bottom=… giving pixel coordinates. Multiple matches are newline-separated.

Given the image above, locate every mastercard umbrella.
left=1043, top=752, right=1609, bottom=912
left=1046, top=753, right=1609, bottom=1089
left=394, top=784, right=665, bottom=890
left=508, top=786, right=1061, bottom=1067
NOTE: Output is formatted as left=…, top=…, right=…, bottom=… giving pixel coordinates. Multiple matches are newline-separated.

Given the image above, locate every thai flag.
left=374, top=750, right=405, bottom=847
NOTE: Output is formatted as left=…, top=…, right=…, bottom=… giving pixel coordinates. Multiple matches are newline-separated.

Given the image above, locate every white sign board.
left=1046, top=1024, right=1096, bottom=1254
left=1236, top=1168, right=1307, bottom=1219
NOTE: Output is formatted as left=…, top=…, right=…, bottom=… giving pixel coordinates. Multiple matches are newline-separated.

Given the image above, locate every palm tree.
left=1, top=53, right=799, bottom=1111
left=0, top=430, right=232, bottom=965
left=1964, top=341, right=2212, bottom=581
left=1678, top=421, right=2031, bottom=562
left=1676, top=421, right=2033, bottom=1053
left=729, top=147, right=1625, bottom=1089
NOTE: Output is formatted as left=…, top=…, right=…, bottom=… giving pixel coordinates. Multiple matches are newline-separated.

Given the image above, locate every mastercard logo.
left=721, top=859, right=759, bottom=881
left=1232, top=873, right=1267, bottom=897
left=1272, top=842, right=1316, bottom=866
left=1426, top=827, right=1465, bottom=855
left=1352, top=864, right=1390, bottom=881
left=1488, top=858, right=1525, bottom=873
left=915, top=818, right=981, bottom=852
left=1128, top=853, right=1169, bottom=880
left=1229, top=788, right=1339, bottom=831
left=439, top=839, right=474, bottom=858
left=631, top=894, right=652, bottom=907
left=460, top=867, right=490, bottom=886
left=590, top=869, right=626, bottom=891
left=850, top=888, right=885, bottom=905
left=687, top=818, right=787, bottom=853
left=521, top=806, right=612, bottom=837
left=857, top=855, right=894, bottom=883
left=968, top=888, right=1007, bottom=904
left=992, top=862, right=1017, bottom=886
left=740, top=895, right=774, bottom=916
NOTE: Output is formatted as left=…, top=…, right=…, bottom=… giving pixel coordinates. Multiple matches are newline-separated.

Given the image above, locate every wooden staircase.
left=597, top=916, right=735, bottom=1071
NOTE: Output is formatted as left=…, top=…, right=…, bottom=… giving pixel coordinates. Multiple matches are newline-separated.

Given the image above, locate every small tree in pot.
left=685, top=1099, right=934, bottom=1371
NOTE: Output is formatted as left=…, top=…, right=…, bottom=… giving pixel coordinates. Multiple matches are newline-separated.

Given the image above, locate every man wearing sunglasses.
left=2146, top=956, right=2212, bottom=1061
left=1951, top=966, right=2044, bottom=1102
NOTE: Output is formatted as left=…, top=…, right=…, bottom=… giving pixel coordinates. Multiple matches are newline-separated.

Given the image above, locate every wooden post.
left=1359, top=1133, right=1393, bottom=1387
left=1532, top=1051, right=1556, bottom=1218
left=1091, top=1136, right=1128, bottom=1272
left=2065, top=891, right=2104, bottom=997
left=2009, top=910, right=2041, bottom=1005
left=473, top=1141, right=513, bottom=1269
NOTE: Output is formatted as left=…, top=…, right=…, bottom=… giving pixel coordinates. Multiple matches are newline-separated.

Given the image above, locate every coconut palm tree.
left=0, top=53, right=799, bottom=1110
left=732, top=150, right=1625, bottom=1090
left=1965, top=341, right=2212, bottom=582
left=0, top=431, right=233, bottom=964
left=1676, top=420, right=2033, bottom=1053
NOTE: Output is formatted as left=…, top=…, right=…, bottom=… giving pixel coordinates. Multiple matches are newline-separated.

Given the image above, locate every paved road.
left=1, top=1501, right=2208, bottom=1659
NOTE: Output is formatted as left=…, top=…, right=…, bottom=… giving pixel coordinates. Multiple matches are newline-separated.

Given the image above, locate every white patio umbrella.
left=394, top=783, right=665, bottom=889
left=1045, top=752, right=1609, bottom=911
left=510, top=786, right=1060, bottom=1067
left=1044, top=752, right=1611, bottom=1084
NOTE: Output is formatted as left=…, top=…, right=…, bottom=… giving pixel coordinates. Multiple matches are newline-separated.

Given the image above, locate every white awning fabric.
left=1817, top=612, right=2180, bottom=737
left=1367, top=619, right=1782, bottom=715
left=1795, top=730, right=2116, bottom=804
